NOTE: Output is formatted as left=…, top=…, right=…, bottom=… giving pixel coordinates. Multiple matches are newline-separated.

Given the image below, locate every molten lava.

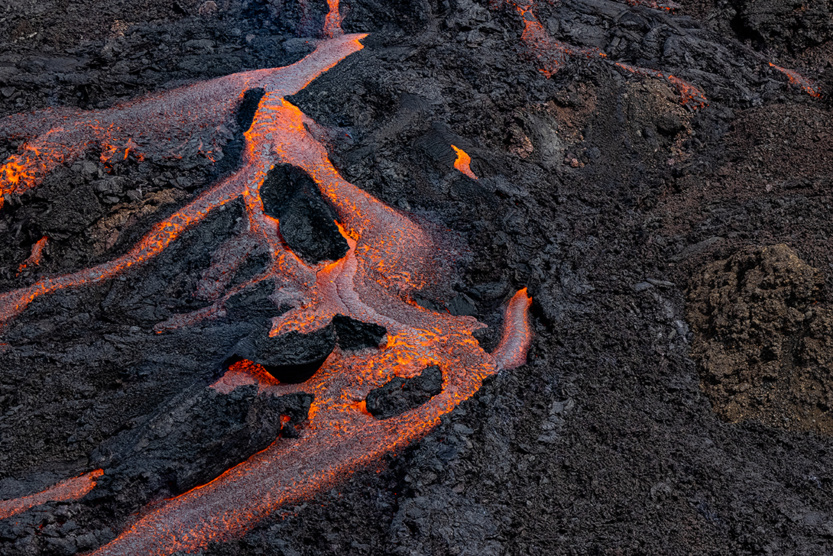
left=451, top=145, right=478, bottom=180
left=323, top=0, right=343, bottom=38
left=0, top=33, right=362, bottom=211
left=511, top=1, right=605, bottom=77
left=0, top=469, right=103, bottom=520
left=506, top=0, right=707, bottom=108
left=17, top=236, right=47, bottom=274
left=0, top=20, right=533, bottom=556
left=769, top=63, right=822, bottom=98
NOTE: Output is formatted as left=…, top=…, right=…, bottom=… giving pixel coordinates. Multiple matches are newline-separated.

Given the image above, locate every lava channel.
left=0, top=25, right=533, bottom=556
left=506, top=0, right=707, bottom=109
left=769, top=63, right=822, bottom=98
left=0, top=470, right=103, bottom=520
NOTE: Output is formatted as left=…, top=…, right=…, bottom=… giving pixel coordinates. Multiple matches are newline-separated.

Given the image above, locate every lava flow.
left=511, top=0, right=605, bottom=78
left=17, top=236, right=47, bottom=274
left=0, top=17, right=533, bottom=556
left=769, top=63, right=822, bottom=98
left=508, top=0, right=707, bottom=109
left=0, top=30, right=361, bottom=210
left=451, top=145, right=478, bottom=180
left=0, top=470, right=103, bottom=520
left=615, top=62, right=709, bottom=109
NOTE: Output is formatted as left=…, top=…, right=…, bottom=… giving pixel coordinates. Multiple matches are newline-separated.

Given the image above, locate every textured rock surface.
left=688, top=244, right=833, bottom=434
left=1, top=0, right=833, bottom=554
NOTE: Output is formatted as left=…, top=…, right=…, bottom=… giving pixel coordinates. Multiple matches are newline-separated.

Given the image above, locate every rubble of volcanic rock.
left=687, top=244, right=833, bottom=435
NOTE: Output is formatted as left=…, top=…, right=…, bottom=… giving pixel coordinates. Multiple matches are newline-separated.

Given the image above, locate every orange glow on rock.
left=503, top=1, right=705, bottom=108
left=211, top=360, right=282, bottom=394
left=0, top=469, right=103, bottom=520
left=511, top=1, right=605, bottom=78
left=17, top=236, right=48, bottom=274
left=615, top=62, right=708, bottom=109
left=0, top=27, right=534, bottom=555
left=769, top=63, right=822, bottom=98
left=451, top=145, right=478, bottom=180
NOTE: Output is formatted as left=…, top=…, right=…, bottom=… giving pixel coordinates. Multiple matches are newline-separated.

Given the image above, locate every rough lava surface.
left=2, top=0, right=833, bottom=554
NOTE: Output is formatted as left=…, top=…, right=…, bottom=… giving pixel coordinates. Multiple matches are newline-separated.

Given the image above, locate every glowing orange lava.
left=17, top=236, right=47, bottom=274
left=323, top=0, right=343, bottom=38
left=769, top=63, right=822, bottom=98
left=451, top=145, right=478, bottom=180
left=506, top=0, right=707, bottom=108
left=511, top=1, right=605, bottom=77
left=0, top=24, right=533, bottom=556
left=0, top=34, right=364, bottom=211
left=0, top=469, right=103, bottom=520
left=615, top=62, right=708, bottom=109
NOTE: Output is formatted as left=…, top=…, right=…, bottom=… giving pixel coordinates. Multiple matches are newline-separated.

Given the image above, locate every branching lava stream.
left=0, top=17, right=533, bottom=556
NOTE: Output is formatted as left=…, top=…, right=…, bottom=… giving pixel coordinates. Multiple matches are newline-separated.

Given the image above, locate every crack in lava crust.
left=0, top=33, right=364, bottom=209
left=0, top=31, right=533, bottom=556
left=0, top=470, right=103, bottom=520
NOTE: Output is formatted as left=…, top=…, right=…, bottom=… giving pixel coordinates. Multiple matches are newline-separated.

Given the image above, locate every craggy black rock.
left=91, top=383, right=311, bottom=498
left=366, top=366, right=443, bottom=419
left=259, top=163, right=349, bottom=264
left=230, top=325, right=336, bottom=383
left=332, top=314, right=387, bottom=350
left=729, top=0, right=833, bottom=53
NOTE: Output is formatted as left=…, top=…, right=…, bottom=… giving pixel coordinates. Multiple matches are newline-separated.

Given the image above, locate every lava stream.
left=0, top=27, right=534, bottom=556
left=17, top=236, right=47, bottom=274
left=0, top=33, right=365, bottom=209
left=769, top=63, right=822, bottom=98
left=507, top=0, right=707, bottom=108
left=0, top=35, right=367, bottom=324
left=0, top=470, right=103, bottom=520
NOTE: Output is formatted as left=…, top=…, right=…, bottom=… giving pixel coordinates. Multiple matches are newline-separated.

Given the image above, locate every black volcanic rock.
left=729, top=0, right=833, bottom=53
left=366, top=366, right=443, bottom=420
left=333, top=314, right=387, bottom=350
left=259, top=163, right=349, bottom=264
left=230, top=325, right=336, bottom=384
left=91, top=383, right=311, bottom=499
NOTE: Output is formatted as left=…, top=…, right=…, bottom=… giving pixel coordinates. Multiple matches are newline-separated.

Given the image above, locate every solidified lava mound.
left=687, top=244, right=833, bottom=434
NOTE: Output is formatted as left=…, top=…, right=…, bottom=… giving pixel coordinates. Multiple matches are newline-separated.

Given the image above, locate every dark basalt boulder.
left=333, top=314, right=387, bottom=350
left=91, top=383, right=312, bottom=501
left=259, top=163, right=349, bottom=265
left=229, top=325, right=336, bottom=384
left=366, top=366, right=443, bottom=420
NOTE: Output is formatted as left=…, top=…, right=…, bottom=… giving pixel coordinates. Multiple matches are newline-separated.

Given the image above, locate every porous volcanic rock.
left=687, top=244, right=833, bottom=434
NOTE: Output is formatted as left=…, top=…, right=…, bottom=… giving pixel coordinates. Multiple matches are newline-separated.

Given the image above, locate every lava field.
left=2, top=0, right=833, bottom=554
